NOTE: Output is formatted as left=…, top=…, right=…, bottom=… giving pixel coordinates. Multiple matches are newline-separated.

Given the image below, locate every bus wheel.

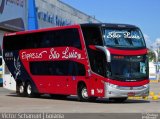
left=17, top=83, right=26, bottom=97
left=78, top=85, right=90, bottom=102
left=109, top=97, right=127, bottom=103
left=26, top=82, right=40, bottom=98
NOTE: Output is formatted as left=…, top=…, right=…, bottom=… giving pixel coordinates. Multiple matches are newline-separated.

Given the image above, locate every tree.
left=148, top=50, right=156, bottom=62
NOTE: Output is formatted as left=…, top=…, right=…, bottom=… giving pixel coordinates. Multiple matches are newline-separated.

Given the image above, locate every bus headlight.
left=109, top=84, right=118, bottom=88
left=143, top=84, right=149, bottom=88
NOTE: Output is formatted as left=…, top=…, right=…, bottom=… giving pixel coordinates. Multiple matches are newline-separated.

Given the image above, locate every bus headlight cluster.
left=143, top=84, right=149, bottom=88
left=109, top=84, right=118, bottom=88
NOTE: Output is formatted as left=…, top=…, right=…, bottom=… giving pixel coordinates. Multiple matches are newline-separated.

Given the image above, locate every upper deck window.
left=4, top=28, right=82, bottom=50
left=103, top=28, right=146, bottom=49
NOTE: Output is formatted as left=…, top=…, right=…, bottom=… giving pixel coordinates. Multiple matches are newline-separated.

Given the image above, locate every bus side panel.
left=20, top=62, right=85, bottom=95
left=19, top=60, right=49, bottom=94
left=29, top=76, right=68, bottom=94
left=30, top=76, right=77, bottom=95
left=86, top=74, right=105, bottom=98
left=3, top=50, right=40, bottom=93
left=21, top=59, right=81, bottom=95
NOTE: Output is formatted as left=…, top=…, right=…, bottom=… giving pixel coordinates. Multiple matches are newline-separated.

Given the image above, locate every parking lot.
left=0, top=82, right=160, bottom=113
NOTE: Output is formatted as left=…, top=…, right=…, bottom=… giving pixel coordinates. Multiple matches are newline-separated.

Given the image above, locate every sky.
left=62, top=0, right=160, bottom=48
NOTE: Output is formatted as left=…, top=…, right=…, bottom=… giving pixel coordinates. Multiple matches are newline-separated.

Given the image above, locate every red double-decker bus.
left=3, top=23, right=149, bottom=102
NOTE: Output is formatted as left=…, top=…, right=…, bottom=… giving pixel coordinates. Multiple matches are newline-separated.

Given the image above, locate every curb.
left=150, top=80, right=160, bottom=83
left=128, top=96, right=160, bottom=100
left=128, top=92, right=160, bottom=100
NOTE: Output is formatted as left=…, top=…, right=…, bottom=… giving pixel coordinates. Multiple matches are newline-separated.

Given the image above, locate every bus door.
left=81, top=26, right=106, bottom=97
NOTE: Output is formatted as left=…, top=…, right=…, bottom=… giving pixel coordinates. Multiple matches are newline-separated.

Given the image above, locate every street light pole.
left=149, top=49, right=159, bottom=81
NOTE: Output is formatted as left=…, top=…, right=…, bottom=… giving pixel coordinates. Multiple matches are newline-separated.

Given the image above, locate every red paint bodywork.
left=4, top=24, right=149, bottom=98
left=107, top=47, right=147, bottom=56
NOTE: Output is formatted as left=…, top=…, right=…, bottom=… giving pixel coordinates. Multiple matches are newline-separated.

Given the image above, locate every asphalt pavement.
left=0, top=82, right=159, bottom=113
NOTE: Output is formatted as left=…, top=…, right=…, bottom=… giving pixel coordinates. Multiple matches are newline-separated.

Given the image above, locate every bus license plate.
left=128, top=92, right=135, bottom=96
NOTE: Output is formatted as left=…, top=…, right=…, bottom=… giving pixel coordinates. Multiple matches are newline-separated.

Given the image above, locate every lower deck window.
left=30, top=61, right=86, bottom=76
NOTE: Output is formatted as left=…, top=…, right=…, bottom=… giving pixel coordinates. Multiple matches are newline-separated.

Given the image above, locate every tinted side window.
left=81, top=26, right=103, bottom=46
left=4, top=35, right=27, bottom=50
left=30, top=61, right=86, bottom=76
left=88, top=49, right=106, bottom=76
left=4, top=28, right=82, bottom=50
left=45, top=28, right=82, bottom=49
left=81, top=26, right=106, bottom=77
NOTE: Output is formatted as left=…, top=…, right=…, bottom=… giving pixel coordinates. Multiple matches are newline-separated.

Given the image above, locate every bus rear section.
left=3, top=24, right=149, bottom=102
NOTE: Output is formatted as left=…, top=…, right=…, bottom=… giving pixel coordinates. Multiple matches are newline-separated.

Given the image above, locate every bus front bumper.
left=105, top=83, right=149, bottom=98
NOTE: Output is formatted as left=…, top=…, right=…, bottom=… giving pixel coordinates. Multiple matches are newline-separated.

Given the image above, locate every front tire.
left=78, top=85, right=89, bottom=102
left=78, top=84, right=97, bottom=102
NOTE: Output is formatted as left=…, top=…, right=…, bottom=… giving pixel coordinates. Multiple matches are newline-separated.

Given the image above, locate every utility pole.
left=157, top=44, right=160, bottom=81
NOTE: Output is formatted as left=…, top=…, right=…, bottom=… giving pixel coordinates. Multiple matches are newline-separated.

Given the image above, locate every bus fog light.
left=109, top=91, right=112, bottom=94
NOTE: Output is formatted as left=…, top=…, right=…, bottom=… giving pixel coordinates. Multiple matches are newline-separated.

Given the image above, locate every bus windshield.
left=107, top=55, right=148, bottom=81
left=103, top=28, right=146, bottom=48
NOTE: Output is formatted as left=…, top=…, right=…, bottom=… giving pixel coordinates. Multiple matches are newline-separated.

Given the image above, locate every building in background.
left=35, top=0, right=99, bottom=29
left=0, top=0, right=100, bottom=89
left=0, top=0, right=27, bottom=88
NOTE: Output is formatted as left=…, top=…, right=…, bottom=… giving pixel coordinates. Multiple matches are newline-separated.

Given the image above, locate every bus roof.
left=4, top=23, right=139, bottom=37
left=80, top=23, right=138, bottom=29
left=4, top=24, right=81, bottom=36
